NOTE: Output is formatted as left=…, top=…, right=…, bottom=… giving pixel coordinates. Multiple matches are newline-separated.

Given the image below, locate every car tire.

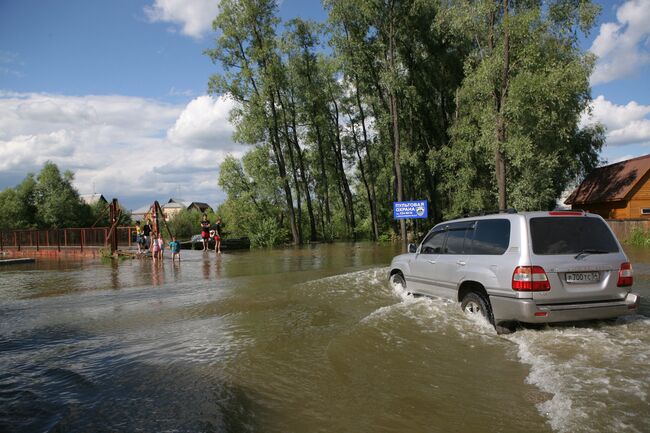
left=461, top=292, right=516, bottom=334
left=389, top=273, right=407, bottom=291
left=461, top=291, right=493, bottom=322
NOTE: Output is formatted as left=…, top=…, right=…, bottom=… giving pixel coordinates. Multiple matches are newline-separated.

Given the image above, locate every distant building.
left=162, top=198, right=188, bottom=220
left=162, top=199, right=214, bottom=220
left=131, top=204, right=153, bottom=223
left=187, top=202, right=212, bottom=214
left=80, top=193, right=107, bottom=206
left=565, top=154, right=650, bottom=219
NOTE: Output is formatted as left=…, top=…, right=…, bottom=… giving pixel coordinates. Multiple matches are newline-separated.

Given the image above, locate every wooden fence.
left=0, top=227, right=136, bottom=254
left=606, top=219, right=650, bottom=242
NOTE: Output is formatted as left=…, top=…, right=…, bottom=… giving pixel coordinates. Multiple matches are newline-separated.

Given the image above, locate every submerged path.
left=0, top=244, right=648, bottom=433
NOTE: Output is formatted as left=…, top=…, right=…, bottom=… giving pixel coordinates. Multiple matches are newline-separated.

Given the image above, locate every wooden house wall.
left=625, top=170, right=650, bottom=218
left=571, top=172, right=650, bottom=219
left=573, top=201, right=628, bottom=219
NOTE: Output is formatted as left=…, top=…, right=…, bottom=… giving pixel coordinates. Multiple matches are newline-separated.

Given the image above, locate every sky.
left=0, top=0, right=649, bottom=211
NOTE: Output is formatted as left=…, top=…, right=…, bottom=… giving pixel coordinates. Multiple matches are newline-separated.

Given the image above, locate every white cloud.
left=589, top=0, right=650, bottom=85
left=0, top=131, right=74, bottom=171
left=582, top=95, right=650, bottom=146
left=167, top=94, right=237, bottom=149
left=169, top=87, right=194, bottom=97
left=0, top=92, right=243, bottom=209
left=144, top=0, right=220, bottom=39
left=610, top=154, right=637, bottom=164
left=0, top=51, right=23, bottom=77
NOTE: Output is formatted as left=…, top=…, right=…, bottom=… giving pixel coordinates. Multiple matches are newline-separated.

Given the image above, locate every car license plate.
left=565, top=272, right=600, bottom=283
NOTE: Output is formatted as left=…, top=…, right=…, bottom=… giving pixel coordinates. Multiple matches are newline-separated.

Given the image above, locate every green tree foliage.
left=438, top=0, right=604, bottom=216
left=33, top=162, right=90, bottom=228
left=0, top=174, right=38, bottom=230
left=167, top=208, right=218, bottom=240
left=217, top=148, right=288, bottom=245
left=0, top=162, right=105, bottom=230
left=88, top=200, right=132, bottom=228
left=206, top=0, right=605, bottom=246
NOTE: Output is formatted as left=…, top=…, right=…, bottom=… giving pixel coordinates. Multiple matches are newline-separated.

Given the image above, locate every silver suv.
left=389, top=211, right=640, bottom=333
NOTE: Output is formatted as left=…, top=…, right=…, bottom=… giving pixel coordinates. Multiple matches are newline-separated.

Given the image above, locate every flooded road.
left=1, top=243, right=649, bottom=433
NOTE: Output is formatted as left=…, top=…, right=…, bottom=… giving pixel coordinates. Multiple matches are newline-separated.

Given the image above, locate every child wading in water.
left=135, top=221, right=143, bottom=253
left=157, top=233, right=165, bottom=260
left=200, top=214, right=211, bottom=251
left=151, top=232, right=160, bottom=260
left=213, top=218, right=222, bottom=254
left=169, top=236, right=181, bottom=262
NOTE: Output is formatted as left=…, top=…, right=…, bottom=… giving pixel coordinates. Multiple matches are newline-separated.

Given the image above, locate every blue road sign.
left=393, top=200, right=428, bottom=219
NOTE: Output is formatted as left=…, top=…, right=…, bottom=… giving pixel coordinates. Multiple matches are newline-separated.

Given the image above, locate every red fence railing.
left=0, top=227, right=136, bottom=252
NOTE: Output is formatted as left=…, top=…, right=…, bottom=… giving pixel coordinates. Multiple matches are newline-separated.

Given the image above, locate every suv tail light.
left=512, top=266, right=551, bottom=291
left=617, top=262, right=633, bottom=287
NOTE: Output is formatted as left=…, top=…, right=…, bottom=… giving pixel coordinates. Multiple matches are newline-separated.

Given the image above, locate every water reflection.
left=202, top=254, right=210, bottom=280
left=151, top=260, right=164, bottom=287
left=215, top=254, right=222, bottom=278
left=0, top=243, right=648, bottom=433
left=171, top=261, right=181, bottom=282
left=110, top=260, right=119, bottom=289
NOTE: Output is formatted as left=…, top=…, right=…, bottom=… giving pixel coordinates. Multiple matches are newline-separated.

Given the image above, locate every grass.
left=625, top=227, right=650, bottom=247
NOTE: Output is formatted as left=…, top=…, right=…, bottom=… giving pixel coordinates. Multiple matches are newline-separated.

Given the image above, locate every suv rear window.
left=470, top=219, right=510, bottom=255
left=530, top=217, right=619, bottom=255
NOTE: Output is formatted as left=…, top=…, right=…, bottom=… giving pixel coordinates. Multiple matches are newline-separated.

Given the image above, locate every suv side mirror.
left=408, top=243, right=417, bottom=253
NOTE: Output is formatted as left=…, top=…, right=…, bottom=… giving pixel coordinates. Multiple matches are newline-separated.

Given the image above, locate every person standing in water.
left=142, top=219, right=152, bottom=251
left=213, top=217, right=222, bottom=254
left=200, top=214, right=211, bottom=251
left=151, top=231, right=160, bottom=260
left=134, top=221, right=143, bottom=253
left=169, top=236, right=181, bottom=262
left=157, top=233, right=165, bottom=260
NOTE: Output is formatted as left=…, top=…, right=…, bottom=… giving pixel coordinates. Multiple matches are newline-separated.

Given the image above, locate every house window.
left=641, top=208, right=650, bottom=215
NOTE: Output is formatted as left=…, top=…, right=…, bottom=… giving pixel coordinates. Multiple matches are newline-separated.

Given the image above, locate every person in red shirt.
left=213, top=218, right=222, bottom=254
left=200, top=214, right=211, bottom=251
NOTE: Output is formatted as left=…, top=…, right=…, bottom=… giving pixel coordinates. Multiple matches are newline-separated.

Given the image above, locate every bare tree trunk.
left=289, top=91, right=318, bottom=242
left=249, top=22, right=299, bottom=244
left=314, top=121, right=332, bottom=238
left=328, top=90, right=356, bottom=240
left=277, top=89, right=303, bottom=243
left=349, top=113, right=378, bottom=241
left=301, top=50, right=332, bottom=239
left=388, top=4, right=406, bottom=252
left=353, top=75, right=379, bottom=241
left=495, top=0, right=509, bottom=212
left=268, top=91, right=300, bottom=245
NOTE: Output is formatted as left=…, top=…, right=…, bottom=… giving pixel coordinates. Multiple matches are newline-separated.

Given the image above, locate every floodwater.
left=1, top=243, right=649, bottom=433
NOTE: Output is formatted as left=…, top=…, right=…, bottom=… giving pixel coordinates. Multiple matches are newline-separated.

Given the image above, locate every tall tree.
left=205, top=0, right=606, bottom=246
left=439, top=0, right=604, bottom=215
left=206, top=0, right=300, bottom=244
left=34, top=162, right=89, bottom=228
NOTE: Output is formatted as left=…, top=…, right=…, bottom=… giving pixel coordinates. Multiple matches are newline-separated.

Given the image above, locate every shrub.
left=167, top=209, right=205, bottom=241
left=248, top=217, right=289, bottom=248
left=625, top=227, right=650, bottom=247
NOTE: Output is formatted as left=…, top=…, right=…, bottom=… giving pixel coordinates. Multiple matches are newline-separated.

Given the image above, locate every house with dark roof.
left=80, top=193, right=107, bottom=206
left=131, top=204, right=153, bottom=223
left=565, top=154, right=650, bottom=219
left=162, top=198, right=214, bottom=220
left=187, top=202, right=212, bottom=213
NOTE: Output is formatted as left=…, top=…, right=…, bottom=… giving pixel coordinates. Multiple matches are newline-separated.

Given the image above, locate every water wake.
left=505, top=317, right=650, bottom=433
left=375, top=268, right=650, bottom=433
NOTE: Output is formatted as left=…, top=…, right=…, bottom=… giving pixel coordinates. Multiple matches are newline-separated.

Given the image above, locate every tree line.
left=209, top=0, right=604, bottom=248
left=0, top=162, right=130, bottom=230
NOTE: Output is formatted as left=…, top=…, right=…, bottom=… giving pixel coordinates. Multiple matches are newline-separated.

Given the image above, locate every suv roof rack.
left=461, top=208, right=517, bottom=218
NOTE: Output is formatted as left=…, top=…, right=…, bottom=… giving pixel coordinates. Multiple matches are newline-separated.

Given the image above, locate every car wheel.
left=461, top=292, right=493, bottom=322
left=389, top=273, right=406, bottom=291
